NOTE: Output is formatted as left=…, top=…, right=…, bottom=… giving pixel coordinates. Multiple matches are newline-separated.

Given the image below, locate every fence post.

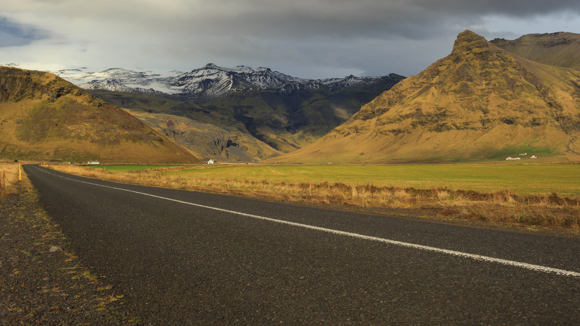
left=19, top=164, right=21, bottom=181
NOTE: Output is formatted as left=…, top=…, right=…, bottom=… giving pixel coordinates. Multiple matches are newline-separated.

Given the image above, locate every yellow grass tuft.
left=0, top=162, right=21, bottom=198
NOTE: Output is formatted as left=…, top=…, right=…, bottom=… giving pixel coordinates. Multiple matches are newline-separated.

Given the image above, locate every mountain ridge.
left=45, top=63, right=405, bottom=103
left=491, top=32, right=580, bottom=69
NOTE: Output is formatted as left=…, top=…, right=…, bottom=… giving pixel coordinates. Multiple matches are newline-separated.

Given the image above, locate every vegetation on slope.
left=0, top=67, right=199, bottom=163
left=276, top=30, right=580, bottom=164
left=491, top=32, right=580, bottom=69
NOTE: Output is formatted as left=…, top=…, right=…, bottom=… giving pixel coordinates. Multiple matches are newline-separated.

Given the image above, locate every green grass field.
left=163, top=164, right=580, bottom=196
left=86, top=165, right=194, bottom=173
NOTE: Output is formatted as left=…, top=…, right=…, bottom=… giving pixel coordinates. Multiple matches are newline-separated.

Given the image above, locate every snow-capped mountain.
left=2, top=62, right=404, bottom=103
left=64, top=63, right=404, bottom=102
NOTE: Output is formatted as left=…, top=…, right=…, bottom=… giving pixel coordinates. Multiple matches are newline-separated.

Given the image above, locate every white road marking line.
left=35, top=166, right=580, bottom=278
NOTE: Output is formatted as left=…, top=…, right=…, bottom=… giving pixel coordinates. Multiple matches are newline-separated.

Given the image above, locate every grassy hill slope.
left=491, top=32, right=580, bottom=69
left=0, top=67, right=199, bottom=163
left=273, top=31, right=580, bottom=164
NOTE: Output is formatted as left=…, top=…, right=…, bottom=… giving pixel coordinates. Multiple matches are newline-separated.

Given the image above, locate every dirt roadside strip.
left=0, top=179, right=141, bottom=325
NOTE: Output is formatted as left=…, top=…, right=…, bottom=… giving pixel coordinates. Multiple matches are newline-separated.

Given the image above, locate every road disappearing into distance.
left=25, top=165, right=580, bottom=324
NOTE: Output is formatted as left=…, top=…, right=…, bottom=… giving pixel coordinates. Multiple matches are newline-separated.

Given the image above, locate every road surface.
left=25, top=165, right=580, bottom=325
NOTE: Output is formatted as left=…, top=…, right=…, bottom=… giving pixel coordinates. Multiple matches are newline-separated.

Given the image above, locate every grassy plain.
left=165, top=164, right=580, bottom=196
left=59, top=163, right=580, bottom=233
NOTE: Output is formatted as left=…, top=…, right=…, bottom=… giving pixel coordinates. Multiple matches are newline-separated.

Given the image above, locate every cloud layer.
left=1, top=0, right=580, bottom=78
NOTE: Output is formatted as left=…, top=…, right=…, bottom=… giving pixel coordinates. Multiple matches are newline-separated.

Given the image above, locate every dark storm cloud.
left=411, top=0, right=580, bottom=17
left=150, top=0, right=580, bottom=41
left=2, top=0, right=580, bottom=78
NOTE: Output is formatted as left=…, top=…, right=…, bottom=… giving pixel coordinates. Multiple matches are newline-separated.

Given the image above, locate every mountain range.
left=3, top=31, right=580, bottom=164
left=53, top=64, right=403, bottom=103
left=71, top=65, right=405, bottom=162
left=0, top=63, right=404, bottom=162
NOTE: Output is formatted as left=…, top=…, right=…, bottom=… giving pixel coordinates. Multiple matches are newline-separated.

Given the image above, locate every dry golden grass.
left=0, top=162, right=22, bottom=198
left=57, top=165, right=580, bottom=233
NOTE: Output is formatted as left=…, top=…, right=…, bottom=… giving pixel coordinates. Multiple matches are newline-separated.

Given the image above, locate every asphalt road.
left=25, top=165, right=580, bottom=325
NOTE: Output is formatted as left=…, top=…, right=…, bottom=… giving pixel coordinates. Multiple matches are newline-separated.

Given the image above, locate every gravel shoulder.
left=0, top=179, right=141, bottom=325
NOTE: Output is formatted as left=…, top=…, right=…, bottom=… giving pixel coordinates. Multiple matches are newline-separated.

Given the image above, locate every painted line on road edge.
left=36, top=166, right=580, bottom=278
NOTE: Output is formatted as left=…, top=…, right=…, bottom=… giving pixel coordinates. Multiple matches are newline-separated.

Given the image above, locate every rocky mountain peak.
left=452, top=30, right=490, bottom=55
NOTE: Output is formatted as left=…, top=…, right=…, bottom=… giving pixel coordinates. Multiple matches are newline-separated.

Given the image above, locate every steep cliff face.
left=0, top=67, right=199, bottom=163
left=273, top=31, right=580, bottom=163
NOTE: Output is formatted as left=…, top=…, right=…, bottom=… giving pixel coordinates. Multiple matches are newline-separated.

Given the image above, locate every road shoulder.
left=0, top=180, right=141, bottom=325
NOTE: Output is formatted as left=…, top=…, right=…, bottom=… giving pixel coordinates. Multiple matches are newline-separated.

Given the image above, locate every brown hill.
left=273, top=31, right=580, bottom=164
left=491, top=32, right=580, bottom=69
left=0, top=67, right=199, bottom=163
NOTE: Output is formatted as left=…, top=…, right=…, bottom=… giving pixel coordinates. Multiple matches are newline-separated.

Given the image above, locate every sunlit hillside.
left=272, top=31, right=580, bottom=164
left=0, top=67, right=199, bottom=163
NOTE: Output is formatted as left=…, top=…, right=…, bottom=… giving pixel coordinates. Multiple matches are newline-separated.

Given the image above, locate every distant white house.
left=519, top=153, right=527, bottom=156
left=530, top=155, right=538, bottom=159
left=506, top=157, right=521, bottom=161
left=207, top=159, right=215, bottom=164
left=87, top=161, right=100, bottom=165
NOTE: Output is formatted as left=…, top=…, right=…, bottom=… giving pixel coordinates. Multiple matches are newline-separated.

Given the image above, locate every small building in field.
left=530, top=155, right=538, bottom=159
left=87, top=161, right=100, bottom=165
left=207, top=159, right=215, bottom=164
left=506, top=157, right=520, bottom=161
left=519, top=153, right=527, bottom=156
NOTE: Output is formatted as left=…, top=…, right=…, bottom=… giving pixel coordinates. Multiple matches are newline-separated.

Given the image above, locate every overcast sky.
left=1, top=0, right=580, bottom=79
